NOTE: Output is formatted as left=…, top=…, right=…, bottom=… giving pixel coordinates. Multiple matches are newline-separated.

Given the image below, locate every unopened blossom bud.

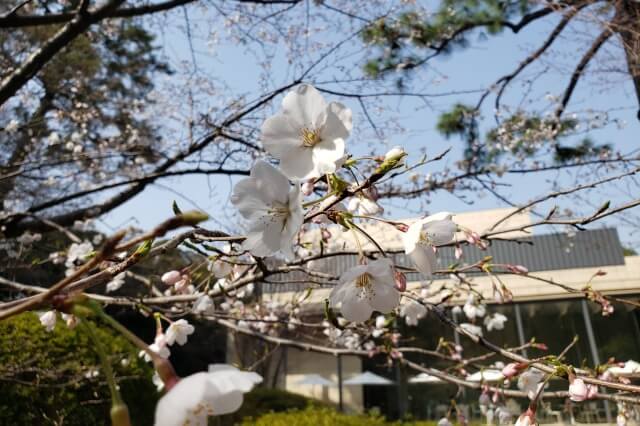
left=395, top=222, right=409, bottom=232
left=302, top=180, right=315, bottom=196
left=161, top=270, right=181, bottom=286
left=465, top=230, right=481, bottom=245
left=394, top=271, right=407, bottom=292
left=502, top=362, right=521, bottom=378
left=110, top=402, right=131, bottom=426
left=384, top=146, right=406, bottom=163
left=515, top=406, right=538, bottom=426
left=506, top=264, right=529, bottom=274
left=587, top=384, right=598, bottom=399
left=501, top=285, right=514, bottom=302
left=454, top=244, right=463, bottom=260
left=533, top=343, right=548, bottom=351
left=493, top=287, right=504, bottom=304
left=569, top=378, right=590, bottom=402
left=390, top=349, right=402, bottom=359
left=321, top=228, right=332, bottom=242
left=375, top=146, right=407, bottom=174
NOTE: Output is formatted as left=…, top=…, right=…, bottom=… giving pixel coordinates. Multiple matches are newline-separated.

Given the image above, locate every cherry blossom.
left=161, top=271, right=182, bottom=286
left=463, top=295, right=486, bottom=320
left=166, top=319, right=195, bottom=346
left=38, top=310, right=57, bottom=331
left=399, top=300, right=427, bottom=326
left=61, top=313, right=79, bottom=329
left=484, top=313, right=508, bottom=331
left=231, top=161, right=303, bottom=258
left=106, top=272, right=126, bottom=293
left=437, top=417, right=453, bottom=426
left=402, top=212, right=456, bottom=277
left=261, top=84, right=352, bottom=180
left=154, top=364, right=262, bottom=426
left=193, top=294, right=215, bottom=314
left=460, top=322, right=483, bottom=337
left=329, top=258, right=399, bottom=322
left=140, top=334, right=171, bottom=362
left=208, top=258, right=232, bottom=278
left=515, top=411, right=538, bottom=426
left=518, top=368, right=545, bottom=400
left=65, top=241, right=93, bottom=268
left=347, top=193, right=383, bottom=215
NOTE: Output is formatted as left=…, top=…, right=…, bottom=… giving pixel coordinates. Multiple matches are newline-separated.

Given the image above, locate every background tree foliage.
left=0, top=313, right=157, bottom=425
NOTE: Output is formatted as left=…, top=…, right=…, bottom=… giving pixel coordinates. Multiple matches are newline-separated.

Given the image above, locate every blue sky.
left=98, top=2, right=640, bottom=248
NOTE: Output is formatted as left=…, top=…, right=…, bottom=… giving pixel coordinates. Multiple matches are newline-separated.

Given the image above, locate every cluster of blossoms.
left=139, top=316, right=195, bottom=362
left=38, top=309, right=78, bottom=332
left=228, top=84, right=459, bottom=325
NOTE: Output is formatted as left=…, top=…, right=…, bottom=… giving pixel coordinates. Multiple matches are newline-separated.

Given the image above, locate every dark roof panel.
left=261, top=228, right=625, bottom=293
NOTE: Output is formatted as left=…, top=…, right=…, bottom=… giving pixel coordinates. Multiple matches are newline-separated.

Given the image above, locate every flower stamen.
left=301, top=128, right=321, bottom=147
left=355, top=273, right=372, bottom=289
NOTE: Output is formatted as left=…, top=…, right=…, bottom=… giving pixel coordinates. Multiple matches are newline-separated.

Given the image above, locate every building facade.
left=254, top=208, right=640, bottom=423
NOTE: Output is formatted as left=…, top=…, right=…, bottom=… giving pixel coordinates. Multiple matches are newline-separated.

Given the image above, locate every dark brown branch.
left=555, top=28, right=613, bottom=119
left=0, top=0, right=197, bottom=28
left=0, top=0, right=126, bottom=107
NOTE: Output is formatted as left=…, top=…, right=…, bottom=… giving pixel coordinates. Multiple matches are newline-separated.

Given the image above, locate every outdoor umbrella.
left=343, top=371, right=394, bottom=385
left=295, top=374, right=335, bottom=386
left=408, top=372, right=443, bottom=384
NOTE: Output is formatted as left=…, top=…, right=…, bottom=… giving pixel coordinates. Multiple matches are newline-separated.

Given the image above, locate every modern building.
left=247, top=208, right=640, bottom=424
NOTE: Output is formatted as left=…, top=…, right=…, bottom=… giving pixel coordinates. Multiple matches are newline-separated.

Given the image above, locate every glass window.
left=588, top=296, right=640, bottom=362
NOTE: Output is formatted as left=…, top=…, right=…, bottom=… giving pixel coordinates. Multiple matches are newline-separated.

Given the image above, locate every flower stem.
left=81, top=320, right=123, bottom=406
left=93, top=306, right=160, bottom=363
left=302, top=191, right=335, bottom=208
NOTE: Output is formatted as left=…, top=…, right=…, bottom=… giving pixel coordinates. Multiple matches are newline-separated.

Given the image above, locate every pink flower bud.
left=492, top=388, right=499, bottom=404
left=507, top=264, right=529, bottom=274
left=515, top=406, right=537, bottom=426
left=394, top=271, right=407, bottom=292
left=587, top=384, right=598, bottom=399
left=454, top=244, right=463, bottom=260
left=174, top=278, right=189, bottom=293
left=321, top=228, right=332, bottom=242
left=568, top=378, right=589, bottom=402
left=395, top=223, right=409, bottom=232
left=390, top=349, right=403, bottom=359
left=161, top=270, right=182, bottom=286
left=502, top=362, right=520, bottom=378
